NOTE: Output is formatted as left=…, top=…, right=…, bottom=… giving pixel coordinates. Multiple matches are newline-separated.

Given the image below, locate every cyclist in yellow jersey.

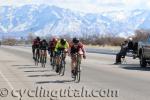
left=55, top=38, right=69, bottom=73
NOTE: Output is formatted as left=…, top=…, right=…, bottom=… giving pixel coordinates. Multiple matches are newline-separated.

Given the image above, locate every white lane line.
left=0, top=70, right=14, bottom=90
left=0, top=70, right=20, bottom=98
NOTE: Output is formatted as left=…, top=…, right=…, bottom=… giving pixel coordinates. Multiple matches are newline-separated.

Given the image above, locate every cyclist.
left=54, top=38, right=69, bottom=73
left=69, top=37, right=86, bottom=77
left=32, top=37, right=41, bottom=60
left=39, top=39, right=48, bottom=64
left=114, top=40, right=128, bottom=64
left=48, top=38, right=58, bottom=65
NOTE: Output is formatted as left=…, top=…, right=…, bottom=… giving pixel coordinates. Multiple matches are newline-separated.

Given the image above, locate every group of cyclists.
left=32, top=36, right=86, bottom=79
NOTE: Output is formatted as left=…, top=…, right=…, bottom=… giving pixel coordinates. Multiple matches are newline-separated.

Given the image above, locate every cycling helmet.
left=36, top=36, right=40, bottom=41
left=52, top=38, right=57, bottom=42
left=60, top=38, right=66, bottom=45
left=42, top=39, right=47, bottom=43
left=129, top=38, right=133, bottom=41
left=72, top=37, right=79, bottom=44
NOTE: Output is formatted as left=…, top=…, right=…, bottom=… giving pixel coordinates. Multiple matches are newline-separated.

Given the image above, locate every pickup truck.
left=137, top=39, right=150, bottom=67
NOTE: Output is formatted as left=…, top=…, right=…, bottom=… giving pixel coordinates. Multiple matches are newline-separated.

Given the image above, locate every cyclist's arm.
left=68, top=43, right=72, bottom=55
left=81, top=45, right=86, bottom=54
left=64, top=42, right=69, bottom=52
left=80, top=44, right=86, bottom=59
left=65, top=42, right=69, bottom=49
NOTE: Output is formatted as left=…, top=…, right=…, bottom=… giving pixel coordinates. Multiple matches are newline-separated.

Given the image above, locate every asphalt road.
left=0, top=46, right=150, bottom=100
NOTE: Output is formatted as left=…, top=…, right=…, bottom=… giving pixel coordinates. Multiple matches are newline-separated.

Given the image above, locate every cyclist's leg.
left=54, top=51, right=57, bottom=63
left=50, top=50, right=53, bottom=63
left=48, top=49, right=51, bottom=62
left=56, top=51, right=61, bottom=66
left=37, top=49, right=40, bottom=62
left=71, top=54, right=75, bottom=70
left=40, top=50, right=43, bottom=63
left=51, top=51, right=55, bottom=65
left=64, top=52, right=67, bottom=63
left=71, top=48, right=78, bottom=72
left=52, top=51, right=55, bottom=60
left=70, top=48, right=76, bottom=75
left=78, top=53, right=82, bottom=64
left=55, top=52, right=58, bottom=66
left=35, top=49, right=38, bottom=60
left=64, top=49, right=68, bottom=59
left=55, top=51, right=59, bottom=72
left=44, top=50, right=47, bottom=63
left=32, top=45, right=36, bottom=59
left=55, top=51, right=61, bottom=73
left=41, top=50, right=45, bottom=66
left=58, top=56, right=61, bottom=66
left=52, top=51, right=57, bottom=66
left=41, top=50, right=44, bottom=66
left=55, top=53, right=59, bottom=72
left=71, top=54, right=77, bottom=76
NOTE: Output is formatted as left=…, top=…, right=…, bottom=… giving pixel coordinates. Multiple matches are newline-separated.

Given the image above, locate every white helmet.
left=129, top=38, right=133, bottom=41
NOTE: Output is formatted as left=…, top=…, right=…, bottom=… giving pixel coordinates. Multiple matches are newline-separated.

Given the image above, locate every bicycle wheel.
left=60, top=60, right=65, bottom=76
left=40, top=55, right=44, bottom=67
left=55, top=56, right=59, bottom=73
left=76, top=63, right=81, bottom=83
left=50, top=57, right=52, bottom=65
left=35, top=50, right=39, bottom=66
left=73, top=67, right=77, bottom=81
left=52, top=57, right=56, bottom=70
left=35, top=55, right=38, bottom=66
left=44, top=56, right=47, bottom=67
left=50, top=51, right=54, bottom=65
left=75, top=55, right=81, bottom=83
left=34, top=54, right=37, bottom=66
left=58, top=59, right=62, bottom=75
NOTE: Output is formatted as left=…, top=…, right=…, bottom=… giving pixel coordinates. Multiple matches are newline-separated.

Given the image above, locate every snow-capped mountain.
left=0, top=5, right=150, bottom=38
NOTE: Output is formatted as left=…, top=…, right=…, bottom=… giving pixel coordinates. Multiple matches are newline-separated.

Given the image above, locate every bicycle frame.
left=58, top=50, right=66, bottom=76
left=74, top=53, right=82, bottom=83
left=35, top=48, right=40, bottom=66
left=51, top=51, right=56, bottom=70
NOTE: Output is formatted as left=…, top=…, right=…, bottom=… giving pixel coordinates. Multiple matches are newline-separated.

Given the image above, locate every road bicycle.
left=34, top=48, right=40, bottom=66
left=50, top=51, right=56, bottom=70
left=57, top=50, right=66, bottom=76
left=73, top=53, right=82, bottom=83
left=40, top=50, right=47, bottom=68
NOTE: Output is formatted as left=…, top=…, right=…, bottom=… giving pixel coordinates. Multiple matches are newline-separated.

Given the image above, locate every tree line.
left=1, top=29, right=150, bottom=46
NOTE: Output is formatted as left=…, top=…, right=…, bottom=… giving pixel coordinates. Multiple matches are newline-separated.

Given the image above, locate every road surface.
left=0, top=46, right=150, bottom=100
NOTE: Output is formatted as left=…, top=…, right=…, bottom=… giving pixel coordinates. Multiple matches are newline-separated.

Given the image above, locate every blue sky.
left=0, top=0, right=150, bottom=13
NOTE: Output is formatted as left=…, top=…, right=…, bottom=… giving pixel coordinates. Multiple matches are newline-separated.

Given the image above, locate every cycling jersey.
left=40, top=41, right=48, bottom=50
left=48, top=40, right=57, bottom=57
left=32, top=39, right=37, bottom=45
left=55, top=40, right=69, bottom=52
left=32, top=38, right=41, bottom=59
left=32, top=39, right=41, bottom=48
left=70, top=42, right=85, bottom=54
left=49, top=40, right=57, bottom=51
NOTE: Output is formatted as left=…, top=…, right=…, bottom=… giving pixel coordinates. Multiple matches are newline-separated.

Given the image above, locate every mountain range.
left=0, top=5, right=150, bottom=39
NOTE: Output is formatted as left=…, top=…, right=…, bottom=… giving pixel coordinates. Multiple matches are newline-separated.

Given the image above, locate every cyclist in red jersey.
left=69, top=37, right=86, bottom=77
left=48, top=38, right=58, bottom=64
left=32, top=37, right=41, bottom=59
